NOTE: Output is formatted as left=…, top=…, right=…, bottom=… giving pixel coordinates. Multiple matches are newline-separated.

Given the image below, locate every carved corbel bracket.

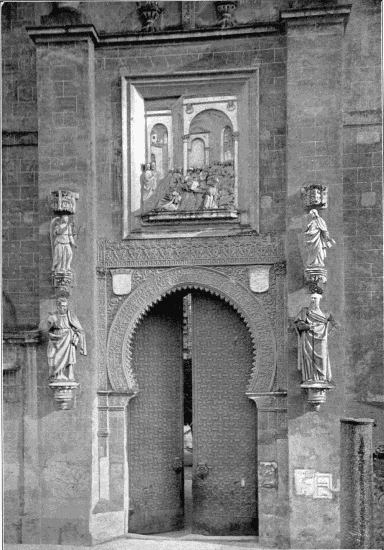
left=50, top=189, right=79, bottom=214
left=301, top=184, right=328, bottom=210
left=48, top=379, right=79, bottom=410
left=304, top=266, right=327, bottom=286
left=300, top=381, right=334, bottom=412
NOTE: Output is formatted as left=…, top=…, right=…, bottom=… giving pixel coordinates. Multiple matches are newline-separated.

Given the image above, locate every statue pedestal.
left=300, top=381, right=334, bottom=411
left=48, top=379, right=79, bottom=410
left=304, top=266, right=327, bottom=285
left=52, top=270, right=74, bottom=296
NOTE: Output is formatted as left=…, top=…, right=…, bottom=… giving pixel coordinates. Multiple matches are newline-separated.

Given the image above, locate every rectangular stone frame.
left=121, top=67, right=260, bottom=238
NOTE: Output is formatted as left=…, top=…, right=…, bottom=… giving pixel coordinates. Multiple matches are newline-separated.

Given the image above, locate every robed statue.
left=45, top=296, right=87, bottom=381
left=294, top=291, right=338, bottom=383
left=305, top=209, right=335, bottom=268
left=50, top=214, right=77, bottom=273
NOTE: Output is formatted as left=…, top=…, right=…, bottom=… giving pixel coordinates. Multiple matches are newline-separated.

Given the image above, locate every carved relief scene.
left=129, top=91, right=241, bottom=225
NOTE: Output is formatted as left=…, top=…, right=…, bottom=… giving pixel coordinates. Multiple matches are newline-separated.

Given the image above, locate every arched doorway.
left=128, top=289, right=258, bottom=536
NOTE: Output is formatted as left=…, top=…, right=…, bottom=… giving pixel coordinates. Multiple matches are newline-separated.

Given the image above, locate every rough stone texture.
left=289, top=413, right=341, bottom=549
left=340, top=419, right=374, bottom=549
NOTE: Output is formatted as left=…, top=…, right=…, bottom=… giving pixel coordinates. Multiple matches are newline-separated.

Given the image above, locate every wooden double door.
left=128, top=290, right=258, bottom=536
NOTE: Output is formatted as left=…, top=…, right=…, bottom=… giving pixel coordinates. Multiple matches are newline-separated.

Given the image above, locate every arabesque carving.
left=98, top=235, right=284, bottom=269
left=107, top=266, right=277, bottom=394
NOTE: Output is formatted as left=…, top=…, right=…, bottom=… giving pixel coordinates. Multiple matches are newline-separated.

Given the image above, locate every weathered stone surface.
left=340, top=418, right=375, bottom=549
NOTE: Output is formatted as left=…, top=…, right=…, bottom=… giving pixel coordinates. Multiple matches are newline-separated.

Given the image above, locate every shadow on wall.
left=2, top=291, right=39, bottom=331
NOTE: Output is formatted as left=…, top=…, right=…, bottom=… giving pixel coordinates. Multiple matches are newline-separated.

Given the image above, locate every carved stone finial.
left=214, top=0, right=238, bottom=29
left=137, top=2, right=163, bottom=33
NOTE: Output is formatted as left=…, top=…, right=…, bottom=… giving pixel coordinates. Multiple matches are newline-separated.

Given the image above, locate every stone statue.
left=51, top=214, right=77, bottom=273
left=293, top=291, right=338, bottom=383
left=305, top=209, right=335, bottom=268
left=46, top=296, right=87, bottom=381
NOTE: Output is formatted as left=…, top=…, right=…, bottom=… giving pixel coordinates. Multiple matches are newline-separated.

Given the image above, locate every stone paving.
left=4, top=537, right=266, bottom=550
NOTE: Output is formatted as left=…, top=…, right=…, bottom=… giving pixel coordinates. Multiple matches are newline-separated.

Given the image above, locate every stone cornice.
left=27, top=22, right=281, bottom=47
left=27, top=24, right=99, bottom=45
left=280, top=5, right=351, bottom=28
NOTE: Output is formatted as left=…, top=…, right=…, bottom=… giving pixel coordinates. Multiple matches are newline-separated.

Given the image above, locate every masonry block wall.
left=2, top=2, right=39, bottom=329
left=342, top=0, right=384, bottom=438
left=1, top=1, right=383, bottom=548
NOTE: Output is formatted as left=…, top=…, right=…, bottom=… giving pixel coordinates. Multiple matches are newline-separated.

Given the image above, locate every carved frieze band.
left=107, top=266, right=277, bottom=395
left=98, top=235, right=284, bottom=269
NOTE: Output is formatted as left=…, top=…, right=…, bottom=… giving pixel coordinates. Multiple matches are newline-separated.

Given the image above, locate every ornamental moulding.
left=98, top=235, right=284, bottom=269
left=107, top=266, right=277, bottom=394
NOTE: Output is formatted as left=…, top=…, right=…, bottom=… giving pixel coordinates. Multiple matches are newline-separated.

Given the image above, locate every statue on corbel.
left=50, top=190, right=79, bottom=295
left=304, top=208, right=335, bottom=286
left=293, top=288, right=339, bottom=411
left=44, top=189, right=86, bottom=409
left=40, top=295, right=87, bottom=410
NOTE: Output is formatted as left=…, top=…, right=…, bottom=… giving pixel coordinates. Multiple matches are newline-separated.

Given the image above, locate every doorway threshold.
left=126, top=532, right=260, bottom=547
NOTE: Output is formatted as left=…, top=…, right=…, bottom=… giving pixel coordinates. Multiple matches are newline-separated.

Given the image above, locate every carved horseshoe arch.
left=107, top=266, right=277, bottom=394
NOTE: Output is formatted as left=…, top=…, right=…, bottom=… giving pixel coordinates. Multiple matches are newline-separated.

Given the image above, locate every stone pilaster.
left=247, top=392, right=289, bottom=547
left=282, top=5, right=351, bottom=548
left=28, top=26, right=98, bottom=545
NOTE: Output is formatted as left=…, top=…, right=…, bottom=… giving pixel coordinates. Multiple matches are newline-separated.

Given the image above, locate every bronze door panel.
left=128, top=294, right=184, bottom=534
left=191, top=291, right=258, bottom=535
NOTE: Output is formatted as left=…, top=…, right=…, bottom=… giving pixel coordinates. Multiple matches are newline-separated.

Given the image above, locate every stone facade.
left=2, top=1, right=383, bottom=548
